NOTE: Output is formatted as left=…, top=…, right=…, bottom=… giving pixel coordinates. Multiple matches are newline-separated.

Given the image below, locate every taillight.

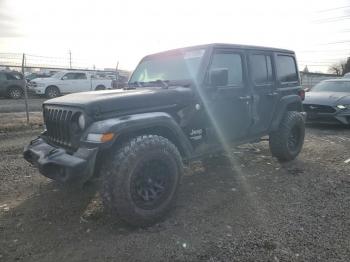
left=298, top=89, right=305, bottom=101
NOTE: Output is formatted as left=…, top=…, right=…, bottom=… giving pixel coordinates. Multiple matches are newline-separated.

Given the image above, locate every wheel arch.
left=95, top=85, right=106, bottom=90
left=6, top=84, right=24, bottom=92
left=84, top=112, right=194, bottom=159
left=270, top=95, right=303, bottom=131
left=45, top=85, right=60, bottom=92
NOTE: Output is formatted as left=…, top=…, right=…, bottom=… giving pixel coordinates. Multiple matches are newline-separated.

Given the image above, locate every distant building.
left=300, top=72, right=339, bottom=90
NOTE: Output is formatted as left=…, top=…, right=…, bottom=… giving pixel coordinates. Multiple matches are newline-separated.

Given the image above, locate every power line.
left=313, top=15, right=350, bottom=24
left=297, top=49, right=350, bottom=53
left=317, top=5, right=350, bottom=13
left=322, top=40, right=350, bottom=45
left=299, top=64, right=331, bottom=68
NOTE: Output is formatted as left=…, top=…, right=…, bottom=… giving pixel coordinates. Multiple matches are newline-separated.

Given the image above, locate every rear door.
left=60, top=72, right=90, bottom=93
left=69, top=73, right=90, bottom=92
left=248, top=51, right=278, bottom=135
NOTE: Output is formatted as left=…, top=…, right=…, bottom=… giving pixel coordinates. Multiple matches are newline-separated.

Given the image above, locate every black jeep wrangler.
left=24, top=44, right=305, bottom=226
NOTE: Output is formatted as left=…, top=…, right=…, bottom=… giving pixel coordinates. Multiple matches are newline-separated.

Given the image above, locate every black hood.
left=44, top=87, right=194, bottom=117
left=304, top=91, right=350, bottom=106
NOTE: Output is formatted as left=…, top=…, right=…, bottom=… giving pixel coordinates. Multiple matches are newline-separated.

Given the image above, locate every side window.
left=74, top=73, right=87, bottom=80
left=63, top=73, right=76, bottom=80
left=210, top=52, right=243, bottom=86
left=0, top=73, right=6, bottom=80
left=250, top=54, right=273, bottom=84
left=277, top=55, right=298, bottom=83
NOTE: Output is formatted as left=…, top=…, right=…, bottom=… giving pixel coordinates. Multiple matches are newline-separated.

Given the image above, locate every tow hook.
left=48, top=148, right=59, bottom=156
left=30, top=137, right=40, bottom=145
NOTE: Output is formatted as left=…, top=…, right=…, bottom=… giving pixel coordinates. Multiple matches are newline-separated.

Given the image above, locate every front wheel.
left=45, top=86, right=60, bottom=98
left=269, top=111, right=305, bottom=161
left=100, top=135, right=183, bottom=226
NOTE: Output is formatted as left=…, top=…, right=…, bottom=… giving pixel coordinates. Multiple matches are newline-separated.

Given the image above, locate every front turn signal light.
left=100, top=133, right=115, bottom=142
left=86, top=132, right=115, bottom=142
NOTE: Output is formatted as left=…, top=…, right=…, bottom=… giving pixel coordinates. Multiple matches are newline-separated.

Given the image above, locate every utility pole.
left=69, top=50, right=72, bottom=69
left=116, top=61, right=119, bottom=89
left=22, top=53, right=29, bottom=124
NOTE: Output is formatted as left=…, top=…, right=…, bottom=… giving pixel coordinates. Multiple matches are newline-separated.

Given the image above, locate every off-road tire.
left=100, top=135, right=183, bottom=226
left=8, top=86, right=23, bottom=99
left=269, top=111, right=305, bottom=161
left=45, top=86, right=60, bottom=98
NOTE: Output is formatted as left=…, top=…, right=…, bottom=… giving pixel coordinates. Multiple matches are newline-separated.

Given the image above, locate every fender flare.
left=270, top=95, right=303, bottom=131
left=82, top=112, right=194, bottom=158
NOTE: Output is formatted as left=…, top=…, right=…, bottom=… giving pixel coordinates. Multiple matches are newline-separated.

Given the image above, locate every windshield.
left=26, top=74, right=38, bottom=80
left=129, top=49, right=205, bottom=84
left=311, top=81, right=350, bottom=93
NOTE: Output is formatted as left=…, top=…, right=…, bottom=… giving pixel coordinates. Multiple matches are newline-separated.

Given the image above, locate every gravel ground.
left=0, top=124, right=349, bottom=262
left=0, top=97, right=46, bottom=113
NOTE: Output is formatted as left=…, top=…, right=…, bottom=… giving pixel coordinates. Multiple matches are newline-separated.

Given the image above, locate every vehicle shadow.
left=306, top=122, right=350, bottom=131
left=0, top=179, right=141, bottom=260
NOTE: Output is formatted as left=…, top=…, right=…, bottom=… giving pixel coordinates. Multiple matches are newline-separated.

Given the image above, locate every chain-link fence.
left=0, top=53, right=130, bottom=124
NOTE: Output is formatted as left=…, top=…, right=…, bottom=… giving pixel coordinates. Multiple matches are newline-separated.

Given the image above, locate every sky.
left=0, top=0, right=350, bottom=72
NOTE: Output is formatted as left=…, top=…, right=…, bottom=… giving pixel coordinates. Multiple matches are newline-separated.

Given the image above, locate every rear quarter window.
left=276, top=55, right=298, bottom=83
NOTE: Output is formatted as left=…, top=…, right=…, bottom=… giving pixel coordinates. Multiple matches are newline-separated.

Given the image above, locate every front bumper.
left=23, top=137, right=98, bottom=183
left=306, top=110, right=350, bottom=125
left=27, top=85, right=44, bottom=94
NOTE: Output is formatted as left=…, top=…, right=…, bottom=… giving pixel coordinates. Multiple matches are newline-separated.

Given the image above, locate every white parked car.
left=28, top=71, right=113, bottom=98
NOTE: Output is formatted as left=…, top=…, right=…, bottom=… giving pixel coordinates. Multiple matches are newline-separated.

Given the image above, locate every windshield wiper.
left=167, top=80, right=193, bottom=88
left=126, top=81, right=144, bottom=89
left=147, top=79, right=169, bottom=89
left=127, top=79, right=192, bottom=89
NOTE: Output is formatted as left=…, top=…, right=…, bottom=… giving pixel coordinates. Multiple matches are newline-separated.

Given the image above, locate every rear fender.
left=270, top=95, right=303, bottom=131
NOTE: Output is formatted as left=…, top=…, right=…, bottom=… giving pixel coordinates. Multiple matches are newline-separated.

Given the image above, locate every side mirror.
left=61, top=76, right=68, bottom=80
left=209, top=68, right=228, bottom=88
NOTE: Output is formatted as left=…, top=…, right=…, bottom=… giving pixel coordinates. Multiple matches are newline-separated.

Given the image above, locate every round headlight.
left=78, top=114, right=86, bottom=130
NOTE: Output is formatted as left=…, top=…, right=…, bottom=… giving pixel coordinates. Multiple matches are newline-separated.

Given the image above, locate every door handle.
left=239, top=95, right=252, bottom=101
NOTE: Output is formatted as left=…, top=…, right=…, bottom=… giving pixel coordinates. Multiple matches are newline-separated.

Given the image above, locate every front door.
left=204, top=49, right=252, bottom=144
left=247, top=52, right=278, bottom=135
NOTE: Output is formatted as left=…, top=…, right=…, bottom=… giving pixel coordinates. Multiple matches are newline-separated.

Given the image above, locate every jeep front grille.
left=43, top=106, right=80, bottom=148
left=303, top=104, right=336, bottom=114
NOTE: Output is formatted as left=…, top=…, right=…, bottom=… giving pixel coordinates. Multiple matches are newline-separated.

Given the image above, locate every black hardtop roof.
left=144, top=43, right=295, bottom=58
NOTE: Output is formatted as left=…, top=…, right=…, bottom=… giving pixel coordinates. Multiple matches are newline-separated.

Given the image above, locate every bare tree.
left=328, top=57, right=350, bottom=76
left=328, top=63, right=343, bottom=75
left=344, top=57, right=350, bottom=75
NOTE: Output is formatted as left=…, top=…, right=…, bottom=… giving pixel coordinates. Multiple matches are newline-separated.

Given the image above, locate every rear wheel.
left=100, top=135, right=183, bottom=226
left=8, top=86, right=23, bottom=99
left=269, top=111, right=305, bottom=161
left=45, top=86, right=60, bottom=98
